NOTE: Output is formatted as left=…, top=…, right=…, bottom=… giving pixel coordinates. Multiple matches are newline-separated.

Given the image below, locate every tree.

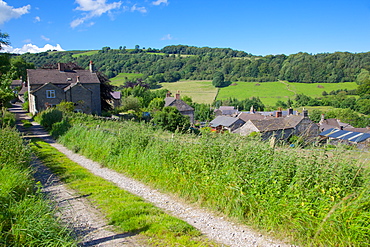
left=212, top=71, right=225, bottom=87
left=152, top=106, right=190, bottom=132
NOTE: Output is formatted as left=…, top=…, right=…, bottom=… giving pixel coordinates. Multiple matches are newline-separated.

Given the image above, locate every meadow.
left=71, top=50, right=99, bottom=58
left=39, top=111, right=370, bottom=247
left=155, top=80, right=218, bottom=104
left=109, top=72, right=145, bottom=86
left=217, top=81, right=358, bottom=106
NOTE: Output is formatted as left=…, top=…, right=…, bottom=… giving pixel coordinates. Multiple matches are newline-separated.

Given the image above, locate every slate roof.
left=237, top=112, right=273, bottom=122
left=320, top=128, right=370, bottom=143
left=165, top=97, right=194, bottom=112
left=110, top=91, right=121, bottom=100
left=27, top=69, right=100, bottom=85
left=249, top=115, right=304, bottom=132
left=11, top=80, right=22, bottom=87
left=210, top=116, right=244, bottom=128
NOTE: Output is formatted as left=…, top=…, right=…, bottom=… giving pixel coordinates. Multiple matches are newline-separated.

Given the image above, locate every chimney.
left=303, top=108, right=308, bottom=118
left=166, top=91, right=171, bottom=97
left=76, top=76, right=80, bottom=83
left=89, top=61, right=94, bottom=72
left=288, top=108, right=293, bottom=115
left=58, top=63, right=65, bottom=71
left=320, top=114, right=325, bottom=123
left=175, top=91, right=180, bottom=100
left=275, top=108, right=282, bottom=118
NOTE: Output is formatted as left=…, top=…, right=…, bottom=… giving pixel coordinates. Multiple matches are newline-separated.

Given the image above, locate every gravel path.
left=9, top=104, right=290, bottom=247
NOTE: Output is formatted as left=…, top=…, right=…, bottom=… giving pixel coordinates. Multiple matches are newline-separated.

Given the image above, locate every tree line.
left=18, top=45, right=370, bottom=85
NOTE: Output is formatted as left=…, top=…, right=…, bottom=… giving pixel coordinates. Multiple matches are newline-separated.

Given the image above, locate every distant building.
left=165, top=92, right=194, bottom=124
left=27, top=62, right=101, bottom=115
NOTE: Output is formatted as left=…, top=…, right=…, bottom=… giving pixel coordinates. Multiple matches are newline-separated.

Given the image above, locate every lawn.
left=109, top=73, right=145, bottom=86
left=217, top=81, right=358, bottom=106
left=155, top=80, right=218, bottom=104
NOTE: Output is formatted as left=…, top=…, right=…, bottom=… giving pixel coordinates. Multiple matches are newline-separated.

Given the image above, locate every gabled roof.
left=165, top=97, right=194, bottom=112
left=249, top=115, right=304, bottom=132
left=238, top=112, right=272, bottom=122
left=27, top=69, right=100, bottom=85
left=210, top=116, right=244, bottom=128
left=320, top=128, right=370, bottom=143
left=63, top=82, right=92, bottom=92
left=30, top=82, right=62, bottom=94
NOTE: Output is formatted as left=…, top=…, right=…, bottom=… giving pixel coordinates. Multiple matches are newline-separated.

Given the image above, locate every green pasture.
left=71, top=50, right=99, bottom=58
left=155, top=80, right=218, bottom=104
left=217, top=81, right=358, bottom=106
left=109, top=73, right=145, bottom=86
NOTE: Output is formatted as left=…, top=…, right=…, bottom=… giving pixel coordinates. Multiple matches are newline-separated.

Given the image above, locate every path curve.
left=9, top=104, right=290, bottom=247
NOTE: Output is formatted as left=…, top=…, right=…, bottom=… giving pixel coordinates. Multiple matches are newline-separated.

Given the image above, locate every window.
left=46, top=90, right=56, bottom=98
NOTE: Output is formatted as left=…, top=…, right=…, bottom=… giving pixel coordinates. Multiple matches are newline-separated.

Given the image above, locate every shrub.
left=0, top=108, right=15, bottom=128
left=35, top=108, right=63, bottom=130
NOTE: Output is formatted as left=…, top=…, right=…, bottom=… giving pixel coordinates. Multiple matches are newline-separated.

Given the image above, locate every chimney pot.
left=175, top=91, right=180, bottom=100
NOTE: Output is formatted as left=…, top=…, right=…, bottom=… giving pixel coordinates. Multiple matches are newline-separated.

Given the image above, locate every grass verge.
left=30, top=138, right=218, bottom=247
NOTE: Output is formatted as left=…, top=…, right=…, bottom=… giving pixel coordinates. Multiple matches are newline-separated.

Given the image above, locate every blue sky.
left=1, top=0, right=370, bottom=56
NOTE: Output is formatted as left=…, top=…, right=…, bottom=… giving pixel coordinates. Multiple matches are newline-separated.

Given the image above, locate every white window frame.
left=46, top=90, right=56, bottom=98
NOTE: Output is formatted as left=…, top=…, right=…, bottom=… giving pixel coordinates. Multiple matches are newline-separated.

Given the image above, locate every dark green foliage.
left=20, top=46, right=370, bottom=84
left=212, top=72, right=225, bottom=87
left=152, top=106, right=190, bottom=132
left=35, top=108, right=63, bottom=130
left=0, top=107, right=15, bottom=128
left=214, top=97, right=265, bottom=111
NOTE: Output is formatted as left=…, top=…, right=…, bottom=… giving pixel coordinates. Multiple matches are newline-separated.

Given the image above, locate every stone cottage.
left=238, top=110, right=319, bottom=140
left=27, top=62, right=101, bottom=115
left=165, top=92, right=194, bottom=124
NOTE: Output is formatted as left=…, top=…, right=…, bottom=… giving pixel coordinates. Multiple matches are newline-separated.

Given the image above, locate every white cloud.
left=3, top=44, right=64, bottom=54
left=131, top=4, right=147, bottom=13
left=161, top=34, right=173, bottom=40
left=0, top=0, right=30, bottom=25
left=152, top=0, right=168, bottom=6
left=71, top=0, right=122, bottom=28
left=41, top=35, right=50, bottom=41
left=34, top=16, right=41, bottom=22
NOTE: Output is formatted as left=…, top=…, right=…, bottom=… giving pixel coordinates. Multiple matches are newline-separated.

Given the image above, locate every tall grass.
left=48, top=113, right=370, bottom=246
left=0, top=128, right=76, bottom=246
left=30, top=139, right=217, bottom=246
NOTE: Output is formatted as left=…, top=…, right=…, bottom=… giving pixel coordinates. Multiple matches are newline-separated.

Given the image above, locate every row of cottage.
left=12, top=62, right=370, bottom=146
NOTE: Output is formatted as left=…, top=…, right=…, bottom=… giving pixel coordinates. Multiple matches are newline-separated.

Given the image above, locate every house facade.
left=27, top=62, right=101, bottom=115
left=238, top=110, right=319, bottom=140
left=165, top=92, right=194, bottom=124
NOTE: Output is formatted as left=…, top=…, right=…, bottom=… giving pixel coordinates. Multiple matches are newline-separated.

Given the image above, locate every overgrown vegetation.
left=39, top=110, right=370, bottom=246
left=0, top=128, right=75, bottom=246
left=30, top=138, right=217, bottom=247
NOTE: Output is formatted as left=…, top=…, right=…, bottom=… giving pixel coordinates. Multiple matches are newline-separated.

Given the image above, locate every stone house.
left=27, top=62, right=101, bottom=115
left=238, top=110, right=319, bottom=140
left=165, top=92, right=194, bottom=124
left=210, top=115, right=246, bottom=132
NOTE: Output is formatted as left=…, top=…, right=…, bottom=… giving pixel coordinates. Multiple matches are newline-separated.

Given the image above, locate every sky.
left=1, top=0, right=370, bottom=56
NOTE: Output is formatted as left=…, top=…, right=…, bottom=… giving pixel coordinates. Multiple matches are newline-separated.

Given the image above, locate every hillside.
left=20, top=45, right=370, bottom=85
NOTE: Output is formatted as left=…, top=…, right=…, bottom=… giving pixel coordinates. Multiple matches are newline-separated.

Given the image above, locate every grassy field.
left=109, top=72, right=145, bottom=86
left=30, top=138, right=217, bottom=246
left=71, top=50, right=99, bottom=58
left=49, top=113, right=370, bottom=247
left=155, top=80, right=218, bottom=104
left=217, top=81, right=358, bottom=106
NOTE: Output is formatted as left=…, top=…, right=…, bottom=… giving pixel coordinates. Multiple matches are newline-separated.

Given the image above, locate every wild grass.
left=155, top=80, right=218, bottom=104
left=30, top=138, right=217, bottom=246
left=217, top=81, right=358, bottom=106
left=52, top=114, right=370, bottom=246
left=109, top=72, right=145, bottom=86
left=0, top=128, right=75, bottom=246
left=71, top=50, right=99, bottom=58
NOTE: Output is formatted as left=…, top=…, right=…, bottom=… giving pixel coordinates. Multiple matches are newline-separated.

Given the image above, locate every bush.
left=35, top=108, right=63, bottom=130
left=0, top=108, right=15, bottom=128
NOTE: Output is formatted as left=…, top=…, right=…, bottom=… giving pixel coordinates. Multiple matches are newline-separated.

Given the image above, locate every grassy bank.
left=30, top=138, right=217, bottom=246
left=0, top=128, right=75, bottom=246
left=47, top=113, right=370, bottom=246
